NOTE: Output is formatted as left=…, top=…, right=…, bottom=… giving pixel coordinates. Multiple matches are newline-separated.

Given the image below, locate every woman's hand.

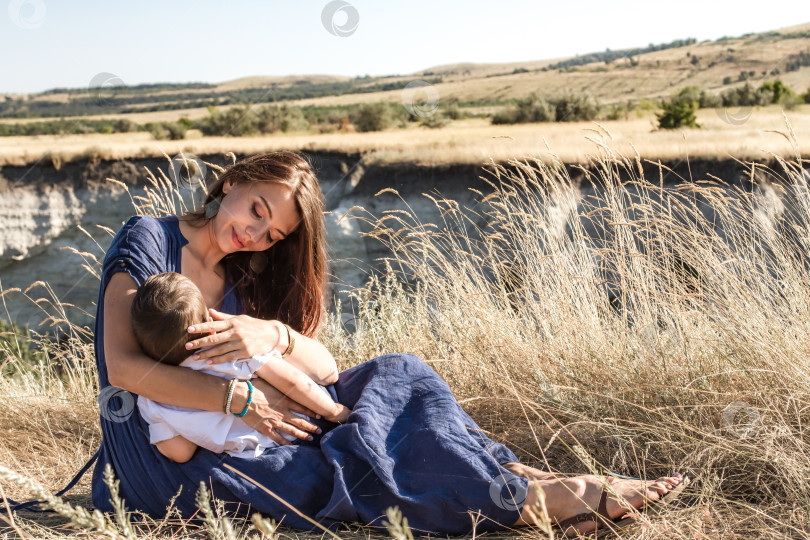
left=189, top=307, right=339, bottom=386
left=238, top=378, right=321, bottom=445
left=186, top=309, right=282, bottom=364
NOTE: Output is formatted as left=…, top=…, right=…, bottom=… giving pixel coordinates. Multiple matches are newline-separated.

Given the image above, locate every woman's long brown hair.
left=183, top=151, right=326, bottom=337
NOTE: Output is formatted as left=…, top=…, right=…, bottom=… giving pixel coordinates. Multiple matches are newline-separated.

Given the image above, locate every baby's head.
left=131, top=272, right=208, bottom=365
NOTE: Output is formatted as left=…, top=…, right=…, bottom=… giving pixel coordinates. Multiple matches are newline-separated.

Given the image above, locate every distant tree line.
left=0, top=99, right=463, bottom=139
left=744, top=30, right=810, bottom=43
left=0, top=77, right=442, bottom=119
left=2, top=79, right=808, bottom=137
left=545, top=38, right=698, bottom=71
left=0, top=117, right=142, bottom=136
left=39, top=82, right=216, bottom=96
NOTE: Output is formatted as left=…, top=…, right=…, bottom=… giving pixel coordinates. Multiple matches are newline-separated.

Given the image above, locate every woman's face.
left=212, top=180, right=301, bottom=255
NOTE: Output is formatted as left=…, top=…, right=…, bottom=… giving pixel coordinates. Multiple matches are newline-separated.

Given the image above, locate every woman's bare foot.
left=561, top=473, right=683, bottom=536
left=514, top=472, right=684, bottom=535
left=503, top=461, right=561, bottom=480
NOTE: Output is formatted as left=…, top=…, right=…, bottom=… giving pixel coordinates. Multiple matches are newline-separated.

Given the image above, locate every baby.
left=130, top=272, right=349, bottom=463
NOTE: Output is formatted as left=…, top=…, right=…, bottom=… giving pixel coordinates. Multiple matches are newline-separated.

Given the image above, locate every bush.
left=442, top=103, right=463, bottom=120
left=757, top=80, right=796, bottom=105
left=698, top=90, right=722, bottom=109
left=517, top=93, right=554, bottom=122
left=492, top=92, right=599, bottom=124
left=312, top=111, right=349, bottom=133
left=255, top=105, right=310, bottom=134
left=195, top=105, right=257, bottom=137
left=803, top=88, right=810, bottom=104
left=419, top=112, right=450, bottom=129
left=656, top=87, right=700, bottom=129
left=723, top=76, right=733, bottom=85
left=113, top=118, right=139, bottom=133
left=781, top=92, right=802, bottom=110
left=144, top=122, right=167, bottom=140
left=552, top=92, right=599, bottom=122
left=353, top=102, right=395, bottom=132
left=164, top=121, right=188, bottom=140
left=605, top=101, right=635, bottom=121
left=493, top=93, right=550, bottom=124
left=492, top=110, right=515, bottom=125
left=675, top=86, right=701, bottom=103
left=145, top=121, right=187, bottom=140
left=720, top=83, right=770, bottom=108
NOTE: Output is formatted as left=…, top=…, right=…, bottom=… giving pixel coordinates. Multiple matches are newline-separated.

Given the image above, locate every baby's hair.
left=131, top=272, right=208, bottom=365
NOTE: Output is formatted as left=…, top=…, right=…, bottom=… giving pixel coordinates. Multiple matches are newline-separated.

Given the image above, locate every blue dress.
left=91, top=215, right=528, bottom=535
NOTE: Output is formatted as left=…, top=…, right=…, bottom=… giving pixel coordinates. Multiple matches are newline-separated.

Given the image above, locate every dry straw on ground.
left=2, top=123, right=810, bottom=538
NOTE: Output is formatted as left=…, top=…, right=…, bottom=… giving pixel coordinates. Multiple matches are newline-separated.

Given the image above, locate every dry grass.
left=2, top=121, right=810, bottom=538
left=2, top=107, right=810, bottom=169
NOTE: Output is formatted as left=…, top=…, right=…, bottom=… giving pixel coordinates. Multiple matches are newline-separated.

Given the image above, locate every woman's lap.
left=92, top=353, right=527, bottom=535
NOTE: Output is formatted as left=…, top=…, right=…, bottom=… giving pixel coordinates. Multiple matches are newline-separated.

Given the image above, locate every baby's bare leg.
left=503, top=462, right=561, bottom=480
left=156, top=435, right=197, bottom=463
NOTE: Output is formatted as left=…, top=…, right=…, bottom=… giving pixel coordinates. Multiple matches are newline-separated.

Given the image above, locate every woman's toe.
left=656, top=476, right=679, bottom=489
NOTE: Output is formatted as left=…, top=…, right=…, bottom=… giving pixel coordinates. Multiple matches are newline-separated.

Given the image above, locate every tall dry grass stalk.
left=2, top=127, right=810, bottom=537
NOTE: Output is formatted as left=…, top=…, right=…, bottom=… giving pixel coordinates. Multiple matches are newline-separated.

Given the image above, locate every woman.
left=93, top=151, right=683, bottom=536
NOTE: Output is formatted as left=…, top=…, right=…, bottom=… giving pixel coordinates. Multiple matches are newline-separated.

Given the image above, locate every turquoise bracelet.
left=234, top=380, right=253, bottom=418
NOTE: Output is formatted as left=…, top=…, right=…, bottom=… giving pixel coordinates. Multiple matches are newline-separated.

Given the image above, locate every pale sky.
left=1, top=0, right=809, bottom=94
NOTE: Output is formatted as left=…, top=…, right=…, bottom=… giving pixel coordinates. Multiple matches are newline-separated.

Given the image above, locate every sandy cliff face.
left=0, top=183, right=150, bottom=331
left=0, top=185, right=85, bottom=263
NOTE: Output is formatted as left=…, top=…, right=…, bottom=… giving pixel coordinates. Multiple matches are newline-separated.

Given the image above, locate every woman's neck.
left=177, top=217, right=226, bottom=273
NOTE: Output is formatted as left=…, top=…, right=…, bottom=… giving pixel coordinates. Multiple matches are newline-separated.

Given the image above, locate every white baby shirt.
left=137, top=350, right=308, bottom=459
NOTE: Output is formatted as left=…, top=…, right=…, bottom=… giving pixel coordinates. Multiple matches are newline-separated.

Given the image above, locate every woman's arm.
left=186, top=309, right=339, bottom=385
left=254, top=358, right=350, bottom=422
left=268, top=318, right=339, bottom=385
left=102, top=272, right=320, bottom=444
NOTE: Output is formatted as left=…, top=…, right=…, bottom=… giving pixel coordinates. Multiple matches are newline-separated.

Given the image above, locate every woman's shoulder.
left=118, top=215, right=176, bottom=238
left=102, top=215, right=181, bottom=284
left=110, top=215, right=180, bottom=250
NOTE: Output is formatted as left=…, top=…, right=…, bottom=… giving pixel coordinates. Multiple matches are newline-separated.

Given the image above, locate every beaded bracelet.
left=223, top=378, right=237, bottom=415
left=234, top=380, right=253, bottom=418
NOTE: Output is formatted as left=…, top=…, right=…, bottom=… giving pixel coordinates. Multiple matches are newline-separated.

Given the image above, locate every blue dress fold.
left=91, top=215, right=527, bottom=535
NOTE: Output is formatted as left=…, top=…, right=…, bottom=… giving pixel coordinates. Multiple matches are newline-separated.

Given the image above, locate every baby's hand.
left=324, top=403, right=351, bottom=424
